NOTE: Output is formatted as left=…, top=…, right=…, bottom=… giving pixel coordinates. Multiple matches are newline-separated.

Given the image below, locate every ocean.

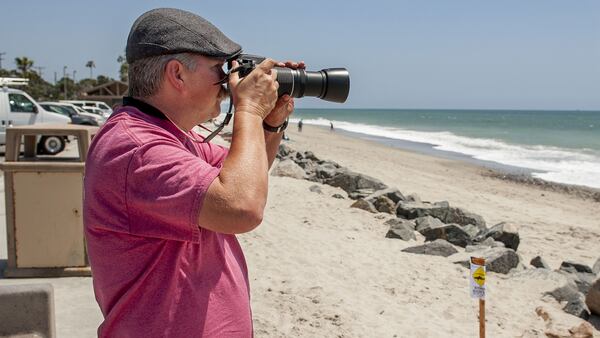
left=288, top=109, right=600, bottom=189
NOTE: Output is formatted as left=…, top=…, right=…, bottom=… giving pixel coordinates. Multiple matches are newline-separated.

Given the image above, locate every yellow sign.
left=470, top=257, right=486, bottom=299
left=472, top=267, right=486, bottom=287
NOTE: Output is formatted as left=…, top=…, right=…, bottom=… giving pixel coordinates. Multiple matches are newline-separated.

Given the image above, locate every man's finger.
left=228, top=60, right=240, bottom=83
left=257, top=58, right=278, bottom=72
left=273, top=95, right=290, bottom=111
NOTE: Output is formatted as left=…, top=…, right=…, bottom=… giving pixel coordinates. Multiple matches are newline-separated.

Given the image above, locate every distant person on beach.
left=330, top=121, right=334, bottom=131
left=83, top=8, right=301, bottom=337
left=298, top=119, right=303, bottom=132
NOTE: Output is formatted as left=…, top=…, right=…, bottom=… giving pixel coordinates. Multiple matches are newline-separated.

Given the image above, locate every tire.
left=38, top=135, right=66, bottom=155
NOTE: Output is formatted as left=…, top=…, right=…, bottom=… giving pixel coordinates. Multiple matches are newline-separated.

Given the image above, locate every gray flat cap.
left=126, top=8, right=242, bottom=63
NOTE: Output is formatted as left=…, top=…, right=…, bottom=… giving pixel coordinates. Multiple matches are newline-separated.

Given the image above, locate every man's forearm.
left=220, top=112, right=269, bottom=201
left=264, top=130, right=283, bottom=169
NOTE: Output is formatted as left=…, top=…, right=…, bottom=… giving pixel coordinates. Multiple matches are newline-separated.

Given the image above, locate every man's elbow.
left=240, top=208, right=264, bottom=233
left=230, top=204, right=264, bottom=234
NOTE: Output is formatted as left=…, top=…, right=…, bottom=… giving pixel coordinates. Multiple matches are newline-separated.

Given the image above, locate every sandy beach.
left=241, top=125, right=600, bottom=337
left=0, top=124, right=598, bottom=337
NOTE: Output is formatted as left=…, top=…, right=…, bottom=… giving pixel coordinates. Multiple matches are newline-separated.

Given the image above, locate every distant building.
left=79, top=80, right=128, bottom=107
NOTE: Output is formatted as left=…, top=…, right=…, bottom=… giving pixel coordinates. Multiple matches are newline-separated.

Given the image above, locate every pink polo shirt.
left=83, top=106, right=252, bottom=337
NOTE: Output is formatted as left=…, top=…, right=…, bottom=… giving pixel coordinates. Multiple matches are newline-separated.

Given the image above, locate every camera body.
left=231, top=54, right=350, bottom=103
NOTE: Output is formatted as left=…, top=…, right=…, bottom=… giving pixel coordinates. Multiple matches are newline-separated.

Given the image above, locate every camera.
left=231, top=54, right=350, bottom=103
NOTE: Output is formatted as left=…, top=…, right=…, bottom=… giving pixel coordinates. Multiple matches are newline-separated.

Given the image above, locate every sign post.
left=470, top=257, right=486, bottom=338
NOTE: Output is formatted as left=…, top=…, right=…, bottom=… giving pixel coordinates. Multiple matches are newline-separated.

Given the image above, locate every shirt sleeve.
left=126, top=139, right=220, bottom=242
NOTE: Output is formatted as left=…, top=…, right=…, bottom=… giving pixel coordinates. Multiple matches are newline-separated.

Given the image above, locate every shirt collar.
left=122, top=96, right=167, bottom=120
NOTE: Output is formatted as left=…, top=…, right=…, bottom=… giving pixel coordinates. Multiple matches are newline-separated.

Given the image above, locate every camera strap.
left=202, top=63, right=247, bottom=143
left=202, top=90, right=232, bottom=143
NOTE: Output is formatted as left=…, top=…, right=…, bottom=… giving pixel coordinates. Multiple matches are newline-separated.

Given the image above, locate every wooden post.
left=471, top=256, right=486, bottom=338
left=479, top=298, right=485, bottom=338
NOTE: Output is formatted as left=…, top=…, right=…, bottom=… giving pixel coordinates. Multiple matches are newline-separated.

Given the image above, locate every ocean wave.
left=290, top=117, right=600, bottom=188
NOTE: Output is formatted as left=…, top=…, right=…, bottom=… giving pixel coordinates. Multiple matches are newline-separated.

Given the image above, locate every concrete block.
left=0, top=284, right=55, bottom=338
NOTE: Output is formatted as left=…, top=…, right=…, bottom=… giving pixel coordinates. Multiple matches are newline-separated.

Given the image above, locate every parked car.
left=60, top=100, right=112, bottom=116
left=38, top=102, right=99, bottom=126
left=42, top=102, right=105, bottom=125
left=73, top=106, right=106, bottom=124
left=81, top=106, right=109, bottom=119
left=0, top=78, right=71, bottom=155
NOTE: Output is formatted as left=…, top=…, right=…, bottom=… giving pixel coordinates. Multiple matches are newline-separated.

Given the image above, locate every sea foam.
left=291, top=117, right=600, bottom=189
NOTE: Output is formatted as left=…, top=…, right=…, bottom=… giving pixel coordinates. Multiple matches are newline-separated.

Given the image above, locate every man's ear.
left=164, top=59, right=185, bottom=91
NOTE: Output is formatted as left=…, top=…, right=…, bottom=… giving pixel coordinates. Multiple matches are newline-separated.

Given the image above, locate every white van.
left=1, top=78, right=71, bottom=155
left=60, top=100, right=112, bottom=116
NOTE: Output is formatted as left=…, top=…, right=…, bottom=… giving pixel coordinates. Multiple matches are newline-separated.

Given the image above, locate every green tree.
left=85, top=60, right=96, bottom=79
left=0, top=69, right=19, bottom=78
left=96, top=75, right=111, bottom=85
left=117, top=55, right=128, bottom=82
left=55, top=76, right=77, bottom=100
left=78, top=78, right=97, bottom=90
left=25, top=72, right=57, bottom=100
left=15, top=56, right=34, bottom=76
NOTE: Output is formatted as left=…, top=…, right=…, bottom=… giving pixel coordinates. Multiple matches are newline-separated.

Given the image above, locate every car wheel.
left=38, top=136, right=66, bottom=155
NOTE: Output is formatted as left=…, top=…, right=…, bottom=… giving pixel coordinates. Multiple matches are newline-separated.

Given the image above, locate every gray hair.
left=127, top=53, right=198, bottom=98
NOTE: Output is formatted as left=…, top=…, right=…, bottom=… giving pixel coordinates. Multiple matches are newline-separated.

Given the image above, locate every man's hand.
left=263, top=61, right=306, bottom=126
left=229, top=58, right=279, bottom=119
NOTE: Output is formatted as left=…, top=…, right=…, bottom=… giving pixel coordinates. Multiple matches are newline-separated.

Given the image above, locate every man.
left=84, top=8, right=301, bottom=337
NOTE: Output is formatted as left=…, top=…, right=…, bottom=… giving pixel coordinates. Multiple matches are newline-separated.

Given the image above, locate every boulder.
left=465, top=239, right=504, bottom=252
left=314, top=163, right=339, bottom=181
left=348, top=189, right=378, bottom=200
left=452, top=247, right=520, bottom=274
left=271, top=159, right=305, bottom=179
left=385, top=219, right=416, bottom=241
left=482, top=237, right=505, bottom=248
left=415, top=216, right=445, bottom=232
left=576, top=276, right=595, bottom=296
left=421, top=224, right=472, bottom=248
left=300, top=151, right=319, bottom=162
left=530, top=256, right=551, bottom=269
left=482, top=248, right=521, bottom=274
left=372, top=196, right=396, bottom=214
left=350, top=199, right=377, bottom=213
left=384, top=218, right=415, bottom=230
left=396, top=201, right=450, bottom=220
left=593, top=258, right=600, bottom=275
left=324, top=169, right=388, bottom=196
left=401, top=239, right=458, bottom=257
left=465, top=245, right=487, bottom=253
left=559, top=261, right=593, bottom=274
left=546, top=277, right=592, bottom=319
left=557, top=270, right=597, bottom=295
left=309, top=185, right=323, bottom=194
left=406, top=193, right=421, bottom=203
left=365, top=188, right=406, bottom=205
left=563, top=293, right=591, bottom=319
left=295, top=159, right=318, bottom=175
left=566, top=322, right=595, bottom=338
left=573, top=273, right=596, bottom=295
left=277, top=143, right=295, bottom=159
left=436, top=207, right=487, bottom=229
left=461, top=224, right=481, bottom=239
left=331, top=193, right=345, bottom=199
left=475, top=222, right=520, bottom=251
left=586, top=279, right=600, bottom=316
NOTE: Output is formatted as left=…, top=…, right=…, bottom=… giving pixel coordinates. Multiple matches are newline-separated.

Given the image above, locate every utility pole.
left=0, top=52, right=5, bottom=69
left=72, top=70, right=77, bottom=99
left=54, top=72, right=57, bottom=85
left=34, top=66, right=45, bottom=78
left=63, top=66, right=68, bottom=99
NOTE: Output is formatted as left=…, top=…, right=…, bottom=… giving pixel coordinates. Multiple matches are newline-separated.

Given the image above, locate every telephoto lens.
left=275, top=67, right=350, bottom=103
left=234, top=54, right=350, bottom=103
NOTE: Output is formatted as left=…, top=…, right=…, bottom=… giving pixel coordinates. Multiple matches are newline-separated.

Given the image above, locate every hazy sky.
left=1, top=1, right=599, bottom=110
